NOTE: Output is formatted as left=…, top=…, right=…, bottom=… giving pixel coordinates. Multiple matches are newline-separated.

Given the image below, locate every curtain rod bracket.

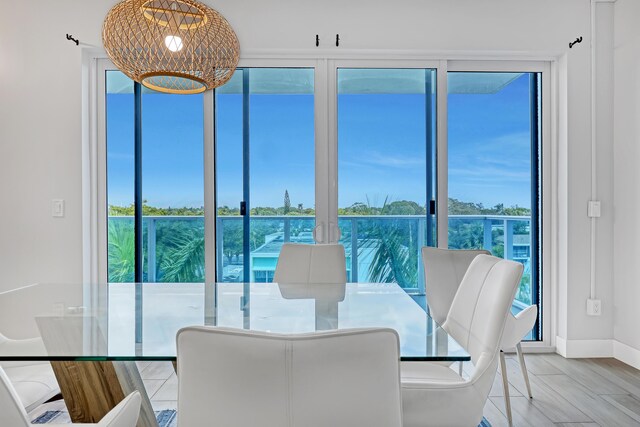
left=66, top=34, right=79, bottom=46
left=569, top=36, right=582, bottom=48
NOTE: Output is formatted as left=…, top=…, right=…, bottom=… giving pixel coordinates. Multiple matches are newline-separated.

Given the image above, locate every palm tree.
left=160, top=228, right=205, bottom=282
left=108, top=220, right=135, bottom=282
left=365, top=221, right=418, bottom=288
left=359, top=198, right=420, bottom=289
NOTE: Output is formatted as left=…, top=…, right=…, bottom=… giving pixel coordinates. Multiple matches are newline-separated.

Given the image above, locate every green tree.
left=350, top=198, right=420, bottom=288
left=107, top=220, right=135, bottom=282
left=223, top=221, right=242, bottom=264
left=383, top=200, right=426, bottom=215
left=284, top=190, right=291, bottom=214
left=217, top=205, right=240, bottom=216
left=160, top=228, right=205, bottom=282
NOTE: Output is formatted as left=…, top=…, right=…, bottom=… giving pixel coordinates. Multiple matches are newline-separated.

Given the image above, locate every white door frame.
left=235, top=59, right=329, bottom=244
left=447, top=60, right=553, bottom=348
left=87, top=54, right=554, bottom=347
left=325, top=59, right=443, bottom=245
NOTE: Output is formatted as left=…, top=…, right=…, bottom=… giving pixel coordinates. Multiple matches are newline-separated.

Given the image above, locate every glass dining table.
left=0, top=282, right=469, bottom=426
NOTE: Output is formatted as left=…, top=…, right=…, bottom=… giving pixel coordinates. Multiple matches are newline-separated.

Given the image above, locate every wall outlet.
left=52, top=199, right=65, bottom=217
left=587, top=299, right=602, bottom=316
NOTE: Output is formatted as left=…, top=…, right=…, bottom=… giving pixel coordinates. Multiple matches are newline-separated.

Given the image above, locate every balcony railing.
left=108, top=214, right=533, bottom=305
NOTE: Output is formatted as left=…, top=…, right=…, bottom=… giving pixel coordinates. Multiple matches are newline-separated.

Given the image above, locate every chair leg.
left=500, top=350, right=513, bottom=427
left=516, top=342, right=533, bottom=399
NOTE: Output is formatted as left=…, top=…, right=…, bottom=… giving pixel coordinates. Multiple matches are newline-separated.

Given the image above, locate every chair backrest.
left=422, top=247, right=490, bottom=324
left=273, top=243, right=347, bottom=284
left=442, top=254, right=523, bottom=369
left=177, top=326, right=402, bottom=427
left=0, top=366, right=29, bottom=427
left=97, top=391, right=142, bottom=427
left=502, top=304, right=538, bottom=349
left=1, top=365, right=141, bottom=427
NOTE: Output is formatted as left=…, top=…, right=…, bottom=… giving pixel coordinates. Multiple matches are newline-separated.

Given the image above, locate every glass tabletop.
left=0, top=282, right=469, bottom=362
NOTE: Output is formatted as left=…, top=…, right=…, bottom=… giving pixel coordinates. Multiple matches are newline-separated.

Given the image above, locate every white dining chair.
left=176, top=326, right=403, bottom=427
left=402, top=254, right=523, bottom=427
left=273, top=243, right=347, bottom=284
left=422, top=247, right=491, bottom=325
left=421, top=247, right=537, bottom=426
left=0, top=333, right=60, bottom=413
left=500, top=303, right=538, bottom=412
left=0, top=365, right=141, bottom=427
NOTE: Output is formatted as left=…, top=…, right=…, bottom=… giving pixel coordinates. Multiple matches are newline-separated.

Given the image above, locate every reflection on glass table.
left=0, top=282, right=469, bottom=362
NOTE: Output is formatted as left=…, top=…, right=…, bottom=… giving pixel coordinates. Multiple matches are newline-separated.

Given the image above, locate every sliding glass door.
left=335, top=68, right=437, bottom=306
left=105, top=70, right=205, bottom=284
left=447, top=70, right=542, bottom=339
left=141, top=88, right=205, bottom=283
left=101, top=59, right=546, bottom=342
left=215, top=68, right=316, bottom=283
left=105, top=71, right=136, bottom=283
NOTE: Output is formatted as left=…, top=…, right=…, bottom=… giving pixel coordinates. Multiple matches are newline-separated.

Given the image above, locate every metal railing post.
left=351, top=219, right=358, bottom=282
left=216, top=217, right=224, bottom=282
left=147, top=217, right=156, bottom=282
left=284, top=217, right=290, bottom=243
left=505, top=219, right=514, bottom=260
left=483, top=218, right=493, bottom=252
left=417, top=217, right=425, bottom=294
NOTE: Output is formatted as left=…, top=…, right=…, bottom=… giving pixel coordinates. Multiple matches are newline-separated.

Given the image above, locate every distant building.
left=249, top=231, right=354, bottom=282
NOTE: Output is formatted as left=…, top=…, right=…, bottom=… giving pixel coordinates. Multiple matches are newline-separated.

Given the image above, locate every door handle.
left=313, top=224, right=324, bottom=243
left=240, top=201, right=247, bottom=216
left=429, top=200, right=436, bottom=216
left=330, top=222, right=342, bottom=242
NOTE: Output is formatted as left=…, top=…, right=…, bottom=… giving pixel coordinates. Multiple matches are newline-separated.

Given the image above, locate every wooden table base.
left=50, top=360, right=158, bottom=427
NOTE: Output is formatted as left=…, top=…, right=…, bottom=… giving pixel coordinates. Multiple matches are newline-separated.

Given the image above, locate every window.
left=447, top=69, right=543, bottom=339
left=105, top=70, right=205, bottom=284
left=336, top=68, right=436, bottom=302
left=215, top=68, right=316, bottom=283
left=106, top=71, right=135, bottom=283
left=99, top=58, right=546, bottom=341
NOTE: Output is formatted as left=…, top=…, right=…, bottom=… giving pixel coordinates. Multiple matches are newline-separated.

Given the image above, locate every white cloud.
left=343, top=150, right=425, bottom=169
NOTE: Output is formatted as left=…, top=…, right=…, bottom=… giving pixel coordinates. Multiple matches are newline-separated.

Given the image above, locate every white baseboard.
left=555, top=336, right=567, bottom=356
left=555, top=336, right=613, bottom=358
left=613, top=340, right=640, bottom=370
left=555, top=336, right=640, bottom=369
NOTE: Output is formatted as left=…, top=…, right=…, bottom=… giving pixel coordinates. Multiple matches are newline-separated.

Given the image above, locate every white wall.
left=0, top=1, right=115, bottom=293
left=613, top=0, right=640, bottom=361
left=554, top=0, right=616, bottom=355
left=0, top=0, right=621, bottom=354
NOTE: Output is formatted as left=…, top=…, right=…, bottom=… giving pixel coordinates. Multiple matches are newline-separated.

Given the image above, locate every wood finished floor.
left=31, top=354, right=640, bottom=426
left=481, top=354, right=640, bottom=426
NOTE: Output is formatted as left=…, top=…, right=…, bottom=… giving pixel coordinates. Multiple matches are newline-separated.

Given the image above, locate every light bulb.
left=164, top=35, right=183, bottom=52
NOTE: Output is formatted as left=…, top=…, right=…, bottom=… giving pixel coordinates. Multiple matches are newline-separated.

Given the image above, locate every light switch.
left=52, top=199, right=65, bottom=217
left=588, top=200, right=601, bottom=218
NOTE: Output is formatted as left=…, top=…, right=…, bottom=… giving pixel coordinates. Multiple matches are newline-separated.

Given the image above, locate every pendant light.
left=103, top=0, right=240, bottom=94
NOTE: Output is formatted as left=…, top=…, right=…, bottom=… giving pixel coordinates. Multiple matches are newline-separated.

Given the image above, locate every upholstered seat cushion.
left=401, top=362, right=465, bottom=385
left=3, top=363, right=59, bottom=412
left=400, top=255, right=523, bottom=427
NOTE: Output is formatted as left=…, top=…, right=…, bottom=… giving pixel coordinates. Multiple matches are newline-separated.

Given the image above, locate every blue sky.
left=216, top=93, right=315, bottom=209
left=448, top=73, right=533, bottom=209
left=107, top=92, right=205, bottom=208
left=107, top=73, right=533, bottom=210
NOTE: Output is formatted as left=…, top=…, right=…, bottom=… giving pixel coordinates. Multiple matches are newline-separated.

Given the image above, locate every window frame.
left=89, top=55, right=552, bottom=347
left=448, top=60, right=552, bottom=347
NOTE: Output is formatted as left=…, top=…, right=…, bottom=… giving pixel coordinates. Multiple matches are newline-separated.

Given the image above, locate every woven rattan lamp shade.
left=103, top=0, right=239, bottom=94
